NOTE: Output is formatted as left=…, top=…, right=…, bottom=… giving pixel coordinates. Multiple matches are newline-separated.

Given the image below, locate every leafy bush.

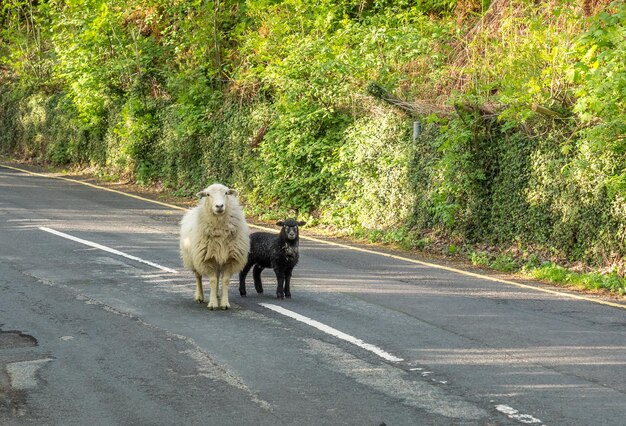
left=573, top=2, right=626, bottom=200
left=527, top=262, right=626, bottom=295
left=321, top=112, right=414, bottom=229
left=470, top=251, right=490, bottom=267
left=491, top=253, right=517, bottom=273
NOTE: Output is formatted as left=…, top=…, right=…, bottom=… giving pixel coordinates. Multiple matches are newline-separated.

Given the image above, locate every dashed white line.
left=495, top=404, right=543, bottom=424
left=259, top=303, right=404, bottom=362
left=39, top=227, right=178, bottom=274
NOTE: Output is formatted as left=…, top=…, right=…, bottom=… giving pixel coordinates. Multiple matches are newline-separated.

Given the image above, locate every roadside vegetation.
left=1, top=0, right=625, bottom=296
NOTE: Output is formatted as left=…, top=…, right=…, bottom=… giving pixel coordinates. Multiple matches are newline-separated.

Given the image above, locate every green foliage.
left=571, top=1, right=626, bottom=201
left=1, top=0, right=626, bottom=295
left=527, top=262, right=626, bottom=295
left=457, top=0, right=581, bottom=125
left=468, top=250, right=518, bottom=273
left=491, top=253, right=517, bottom=273
left=470, top=251, right=490, bottom=267
left=0, top=88, right=90, bottom=164
left=322, top=112, right=414, bottom=229
left=251, top=100, right=350, bottom=213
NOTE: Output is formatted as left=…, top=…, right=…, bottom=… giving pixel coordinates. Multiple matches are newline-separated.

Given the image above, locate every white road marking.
left=39, top=227, right=178, bottom=274
left=259, top=303, right=404, bottom=362
left=7, top=358, right=53, bottom=390
left=495, top=404, right=543, bottom=424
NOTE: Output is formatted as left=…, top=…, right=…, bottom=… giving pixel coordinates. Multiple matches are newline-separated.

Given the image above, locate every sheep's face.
left=277, top=218, right=306, bottom=241
left=196, top=184, right=236, bottom=216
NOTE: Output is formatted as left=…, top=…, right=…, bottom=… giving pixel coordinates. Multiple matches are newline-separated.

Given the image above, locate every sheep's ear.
left=297, top=221, right=306, bottom=226
left=276, top=221, right=284, bottom=227
left=226, top=188, right=237, bottom=196
left=196, top=191, right=208, bottom=198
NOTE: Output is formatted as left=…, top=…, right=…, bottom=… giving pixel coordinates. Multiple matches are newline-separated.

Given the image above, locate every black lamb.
left=239, top=219, right=306, bottom=299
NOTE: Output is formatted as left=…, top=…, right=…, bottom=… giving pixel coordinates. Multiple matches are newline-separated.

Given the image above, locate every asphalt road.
left=1, top=164, right=625, bottom=426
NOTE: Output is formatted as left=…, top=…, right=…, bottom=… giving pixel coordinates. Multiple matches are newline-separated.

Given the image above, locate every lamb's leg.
left=284, top=268, right=294, bottom=298
left=220, top=272, right=232, bottom=310
left=253, top=265, right=264, bottom=294
left=239, top=260, right=254, bottom=297
left=194, top=271, right=204, bottom=303
left=274, top=269, right=285, bottom=299
left=207, top=274, right=219, bottom=310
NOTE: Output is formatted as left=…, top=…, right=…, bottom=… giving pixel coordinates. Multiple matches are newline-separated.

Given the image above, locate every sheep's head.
left=276, top=218, right=306, bottom=241
left=196, top=183, right=237, bottom=216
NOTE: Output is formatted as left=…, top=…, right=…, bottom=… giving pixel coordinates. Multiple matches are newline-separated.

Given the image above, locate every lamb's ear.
left=196, top=191, right=208, bottom=198
left=297, top=221, right=306, bottom=226
left=226, top=188, right=237, bottom=196
left=276, top=221, right=284, bottom=227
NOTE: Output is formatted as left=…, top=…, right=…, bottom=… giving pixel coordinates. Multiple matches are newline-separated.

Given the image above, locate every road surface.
left=1, top=164, right=625, bottom=425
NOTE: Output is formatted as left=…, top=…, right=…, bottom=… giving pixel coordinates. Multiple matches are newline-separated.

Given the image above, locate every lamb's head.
left=276, top=218, right=306, bottom=241
left=196, top=183, right=237, bottom=216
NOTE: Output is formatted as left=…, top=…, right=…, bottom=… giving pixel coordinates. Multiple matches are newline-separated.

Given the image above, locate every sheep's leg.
left=194, top=271, right=204, bottom=303
left=274, top=269, right=285, bottom=299
left=239, top=260, right=254, bottom=297
left=253, top=265, right=264, bottom=294
left=207, top=274, right=219, bottom=310
left=284, top=268, right=294, bottom=298
left=220, top=271, right=232, bottom=310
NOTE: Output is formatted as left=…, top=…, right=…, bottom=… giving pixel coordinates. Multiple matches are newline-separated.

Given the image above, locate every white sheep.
left=179, top=183, right=250, bottom=310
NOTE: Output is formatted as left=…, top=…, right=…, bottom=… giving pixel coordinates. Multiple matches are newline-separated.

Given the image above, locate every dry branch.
left=366, top=82, right=453, bottom=117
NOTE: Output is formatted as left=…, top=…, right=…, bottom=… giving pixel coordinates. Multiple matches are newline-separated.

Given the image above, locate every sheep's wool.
left=180, top=185, right=250, bottom=277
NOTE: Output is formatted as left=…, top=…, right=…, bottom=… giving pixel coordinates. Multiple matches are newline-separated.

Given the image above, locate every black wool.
left=239, top=218, right=306, bottom=299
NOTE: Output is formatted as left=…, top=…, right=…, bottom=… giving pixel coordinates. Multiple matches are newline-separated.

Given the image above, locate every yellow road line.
left=3, top=163, right=625, bottom=310
left=1, top=164, right=183, bottom=210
